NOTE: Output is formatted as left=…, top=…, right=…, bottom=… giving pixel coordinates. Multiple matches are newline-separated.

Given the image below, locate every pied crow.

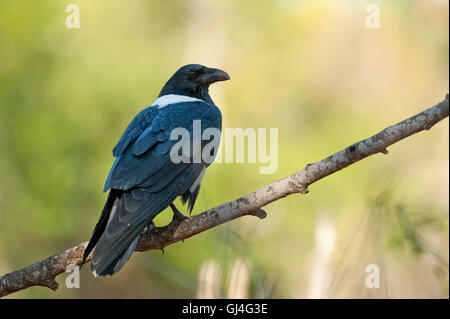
left=81, top=64, right=230, bottom=276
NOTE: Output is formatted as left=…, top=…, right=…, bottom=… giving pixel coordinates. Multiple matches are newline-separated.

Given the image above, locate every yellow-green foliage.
left=0, top=0, right=448, bottom=298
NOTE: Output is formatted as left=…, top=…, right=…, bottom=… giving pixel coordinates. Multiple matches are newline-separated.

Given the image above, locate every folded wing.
left=91, top=101, right=222, bottom=276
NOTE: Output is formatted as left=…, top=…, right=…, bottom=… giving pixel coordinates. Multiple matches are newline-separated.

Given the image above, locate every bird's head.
left=159, top=64, right=230, bottom=103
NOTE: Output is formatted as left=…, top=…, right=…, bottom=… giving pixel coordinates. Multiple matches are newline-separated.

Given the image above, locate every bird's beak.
left=203, top=67, right=231, bottom=84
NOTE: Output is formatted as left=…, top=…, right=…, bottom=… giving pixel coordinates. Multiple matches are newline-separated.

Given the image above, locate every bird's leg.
left=170, top=203, right=187, bottom=222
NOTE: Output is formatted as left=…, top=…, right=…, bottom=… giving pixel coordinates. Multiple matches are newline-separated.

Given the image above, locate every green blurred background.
left=0, top=0, right=448, bottom=298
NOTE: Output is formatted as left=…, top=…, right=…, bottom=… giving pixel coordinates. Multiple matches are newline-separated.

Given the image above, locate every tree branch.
left=0, top=95, right=448, bottom=297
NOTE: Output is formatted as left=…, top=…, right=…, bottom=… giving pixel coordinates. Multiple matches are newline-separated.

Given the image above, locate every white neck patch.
left=152, top=94, right=202, bottom=109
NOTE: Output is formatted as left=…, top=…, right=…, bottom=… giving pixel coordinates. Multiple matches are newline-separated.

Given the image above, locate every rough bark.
left=0, top=94, right=448, bottom=298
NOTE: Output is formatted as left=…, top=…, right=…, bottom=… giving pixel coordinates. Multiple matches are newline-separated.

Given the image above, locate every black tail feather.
left=97, top=236, right=139, bottom=276
left=81, top=189, right=121, bottom=268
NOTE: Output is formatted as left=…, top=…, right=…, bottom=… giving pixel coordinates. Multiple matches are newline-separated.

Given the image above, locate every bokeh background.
left=0, top=0, right=448, bottom=298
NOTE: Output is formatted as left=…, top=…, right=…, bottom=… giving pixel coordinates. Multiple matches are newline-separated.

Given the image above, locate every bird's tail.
left=81, top=189, right=121, bottom=268
left=86, top=171, right=196, bottom=276
left=92, top=235, right=140, bottom=277
left=89, top=188, right=173, bottom=277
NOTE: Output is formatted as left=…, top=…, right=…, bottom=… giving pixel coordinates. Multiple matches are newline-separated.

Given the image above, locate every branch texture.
left=0, top=94, right=448, bottom=297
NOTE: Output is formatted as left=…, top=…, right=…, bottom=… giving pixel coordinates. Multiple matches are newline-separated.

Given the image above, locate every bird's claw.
left=146, top=221, right=157, bottom=231
left=170, top=203, right=187, bottom=223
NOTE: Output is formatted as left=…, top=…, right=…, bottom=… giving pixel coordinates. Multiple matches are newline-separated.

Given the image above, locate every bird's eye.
left=188, top=70, right=196, bottom=77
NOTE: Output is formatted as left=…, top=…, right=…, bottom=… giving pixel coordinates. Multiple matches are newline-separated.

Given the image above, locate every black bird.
left=81, top=64, right=230, bottom=276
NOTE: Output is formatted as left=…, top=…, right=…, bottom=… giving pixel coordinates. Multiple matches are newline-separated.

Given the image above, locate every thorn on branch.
left=248, top=208, right=267, bottom=219
left=299, top=187, right=309, bottom=194
left=44, top=278, right=59, bottom=291
left=380, top=148, right=389, bottom=155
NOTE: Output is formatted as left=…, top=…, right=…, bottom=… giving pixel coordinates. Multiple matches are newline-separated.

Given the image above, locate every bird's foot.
left=170, top=203, right=187, bottom=223
left=144, top=221, right=157, bottom=233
